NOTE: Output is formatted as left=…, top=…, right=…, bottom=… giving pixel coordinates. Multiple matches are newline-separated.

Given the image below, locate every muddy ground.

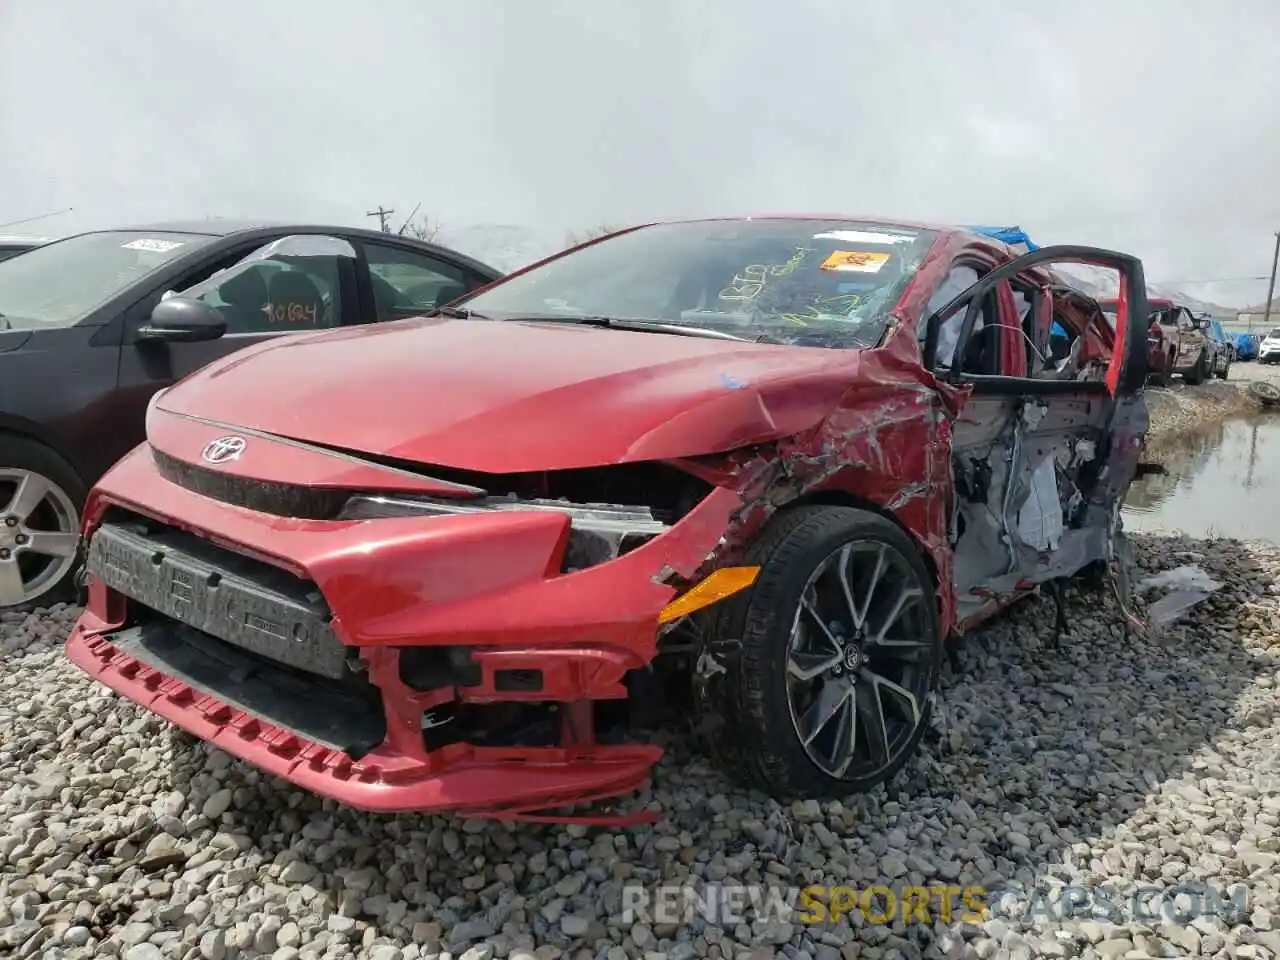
left=1145, top=360, right=1280, bottom=452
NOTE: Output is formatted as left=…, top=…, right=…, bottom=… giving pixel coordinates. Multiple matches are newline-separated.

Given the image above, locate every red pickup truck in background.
left=1099, top=296, right=1211, bottom=385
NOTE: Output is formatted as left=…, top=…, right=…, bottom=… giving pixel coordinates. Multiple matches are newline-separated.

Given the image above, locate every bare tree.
left=387, top=202, right=441, bottom=243
left=401, top=214, right=441, bottom=243
left=565, top=223, right=621, bottom=247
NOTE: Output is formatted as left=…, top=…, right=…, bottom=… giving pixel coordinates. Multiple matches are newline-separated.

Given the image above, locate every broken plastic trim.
left=337, top=493, right=671, bottom=569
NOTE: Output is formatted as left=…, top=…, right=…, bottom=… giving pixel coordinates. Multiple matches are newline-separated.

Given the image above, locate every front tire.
left=706, top=505, right=942, bottom=799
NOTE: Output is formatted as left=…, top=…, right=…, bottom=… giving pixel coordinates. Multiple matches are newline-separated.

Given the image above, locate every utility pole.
left=365, top=206, right=394, bottom=233
left=1263, top=231, right=1280, bottom=331
left=395, top=202, right=422, bottom=236
left=0, top=207, right=73, bottom=230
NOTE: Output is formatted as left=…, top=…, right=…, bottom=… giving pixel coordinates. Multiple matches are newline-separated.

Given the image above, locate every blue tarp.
left=963, top=225, right=1068, bottom=336
left=964, top=225, right=1039, bottom=251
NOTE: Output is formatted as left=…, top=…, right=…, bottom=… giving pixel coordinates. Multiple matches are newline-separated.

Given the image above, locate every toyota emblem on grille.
left=202, top=435, right=246, bottom=464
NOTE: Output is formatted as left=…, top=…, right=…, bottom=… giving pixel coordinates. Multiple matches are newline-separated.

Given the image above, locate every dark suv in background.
left=1199, top=315, right=1233, bottom=379
left=0, top=220, right=501, bottom=610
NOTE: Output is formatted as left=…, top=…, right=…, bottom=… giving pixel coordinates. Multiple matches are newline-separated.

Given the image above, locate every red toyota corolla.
left=64, top=217, right=1151, bottom=823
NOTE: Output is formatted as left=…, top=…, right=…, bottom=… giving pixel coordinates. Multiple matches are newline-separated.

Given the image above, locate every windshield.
left=0, top=230, right=211, bottom=330
left=458, top=219, right=936, bottom=348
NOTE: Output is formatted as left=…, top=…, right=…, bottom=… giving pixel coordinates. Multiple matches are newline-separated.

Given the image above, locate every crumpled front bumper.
left=65, top=443, right=743, bottom=822
left=65, top=617, right=661, bottom=819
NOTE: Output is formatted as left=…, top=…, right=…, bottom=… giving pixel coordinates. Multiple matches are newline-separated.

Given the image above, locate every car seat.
left=265, top=270, right=327, bottom=330
left=369, top=273, right=406, bottom=318
left=962, top=323, right=1001, bottom=375
left=215, top=268, right=269, bottom=332
left=667, top=258, right=741, bottom=317
left=431, top=281, right=467, bottom=309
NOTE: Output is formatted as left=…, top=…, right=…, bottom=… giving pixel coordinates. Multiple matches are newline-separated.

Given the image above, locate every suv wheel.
left=705, top=505, right=942, bottom=798
left=1183, top=350, right=1208, bottom=385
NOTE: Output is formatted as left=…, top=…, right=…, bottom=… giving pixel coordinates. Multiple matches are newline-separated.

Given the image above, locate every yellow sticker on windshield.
left=820, top=250, right=890, bottom=273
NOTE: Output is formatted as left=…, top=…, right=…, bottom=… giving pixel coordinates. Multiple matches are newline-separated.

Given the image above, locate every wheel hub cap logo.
left=201, top=436, right=246, bottom=465
left=843, top=646, right=862, bottom=670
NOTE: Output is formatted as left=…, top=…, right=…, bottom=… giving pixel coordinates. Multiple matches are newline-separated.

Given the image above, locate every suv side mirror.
left=138, top=297, right=227, bottom=343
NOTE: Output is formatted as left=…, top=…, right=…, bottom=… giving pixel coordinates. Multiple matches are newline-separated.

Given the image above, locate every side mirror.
left=138, top=297, right=227, bottom=343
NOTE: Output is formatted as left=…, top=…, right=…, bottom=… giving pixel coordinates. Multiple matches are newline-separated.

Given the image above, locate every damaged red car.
left=64, top=217, right=1151, bottom=822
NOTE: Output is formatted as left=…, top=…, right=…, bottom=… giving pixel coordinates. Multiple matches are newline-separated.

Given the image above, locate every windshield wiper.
left=509, top=314, right=761, bottom=342
left=430, top=305, right=492, bottom=320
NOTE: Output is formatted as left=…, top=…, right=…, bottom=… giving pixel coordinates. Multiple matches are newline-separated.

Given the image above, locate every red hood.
left=155, top=318, right=866, bottom=472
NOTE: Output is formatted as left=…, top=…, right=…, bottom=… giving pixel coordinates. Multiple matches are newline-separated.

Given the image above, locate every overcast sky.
left=2, top=0, right=1277, bottom=305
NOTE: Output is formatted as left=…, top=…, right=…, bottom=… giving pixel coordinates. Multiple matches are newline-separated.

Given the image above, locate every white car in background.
left=1259, top=327, right=1280, bottom=364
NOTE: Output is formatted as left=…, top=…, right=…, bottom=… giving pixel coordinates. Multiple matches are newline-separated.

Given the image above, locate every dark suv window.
left=177, top=235, right=356, bottom=333
left=364, top=243, right=472, bottom=321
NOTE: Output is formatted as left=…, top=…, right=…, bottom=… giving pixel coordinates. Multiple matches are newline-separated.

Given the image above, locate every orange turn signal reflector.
left=657, top=566, right=761, bottom=624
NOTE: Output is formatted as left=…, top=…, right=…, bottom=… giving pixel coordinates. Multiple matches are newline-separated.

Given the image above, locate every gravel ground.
left=1144, top=384, right=1252, bottom=448
left=1144, top=359, right=1280, bottom=448
left=3, top=387, right=1280, bottom=960
left=3, top=536, right=1279, bottom=960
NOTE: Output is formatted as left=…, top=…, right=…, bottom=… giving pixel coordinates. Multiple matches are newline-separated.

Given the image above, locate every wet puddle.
left=1124, top=415, right=1280, bottom=543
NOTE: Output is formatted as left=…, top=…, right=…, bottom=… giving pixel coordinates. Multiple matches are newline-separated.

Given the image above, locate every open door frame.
left=922, top=244, right=1149, bottom=396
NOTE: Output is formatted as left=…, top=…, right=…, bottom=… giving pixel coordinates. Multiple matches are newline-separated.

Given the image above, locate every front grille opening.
left=419, top=702, right=557, bottom=752
left=351, top=459, right=715, bottom=526
left=494, top=668, right=542, bottom=692
left=399, top=646, right=482, bottom=691
left=91, top=511, right=362, bottom=686
left=98, top=507, right=318, bottom=602
left=110, top=611, right=386, bottom=758
left=418, top=670, right=658, bottom=754
left=155, top=442, right=714, bottom=525
left=152, top=450, right=355, bottom=519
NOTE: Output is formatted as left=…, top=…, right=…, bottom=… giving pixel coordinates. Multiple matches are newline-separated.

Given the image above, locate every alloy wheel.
left=0, top=469, right=80, bottom=608
left=784, top=539, right=933, bottom=781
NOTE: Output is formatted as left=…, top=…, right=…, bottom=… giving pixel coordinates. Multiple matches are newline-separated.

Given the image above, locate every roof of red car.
left=661, top=213, right=971, bottom=235
left=1098, top=295, right=1174, bottom=308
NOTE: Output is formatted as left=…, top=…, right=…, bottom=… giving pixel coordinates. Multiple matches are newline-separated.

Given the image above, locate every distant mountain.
left=1055, top=264, right=1238, bottom=317
left=433, top=223, right=566, bottom=273
left=1241, top=296, right=1280, bottom=315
